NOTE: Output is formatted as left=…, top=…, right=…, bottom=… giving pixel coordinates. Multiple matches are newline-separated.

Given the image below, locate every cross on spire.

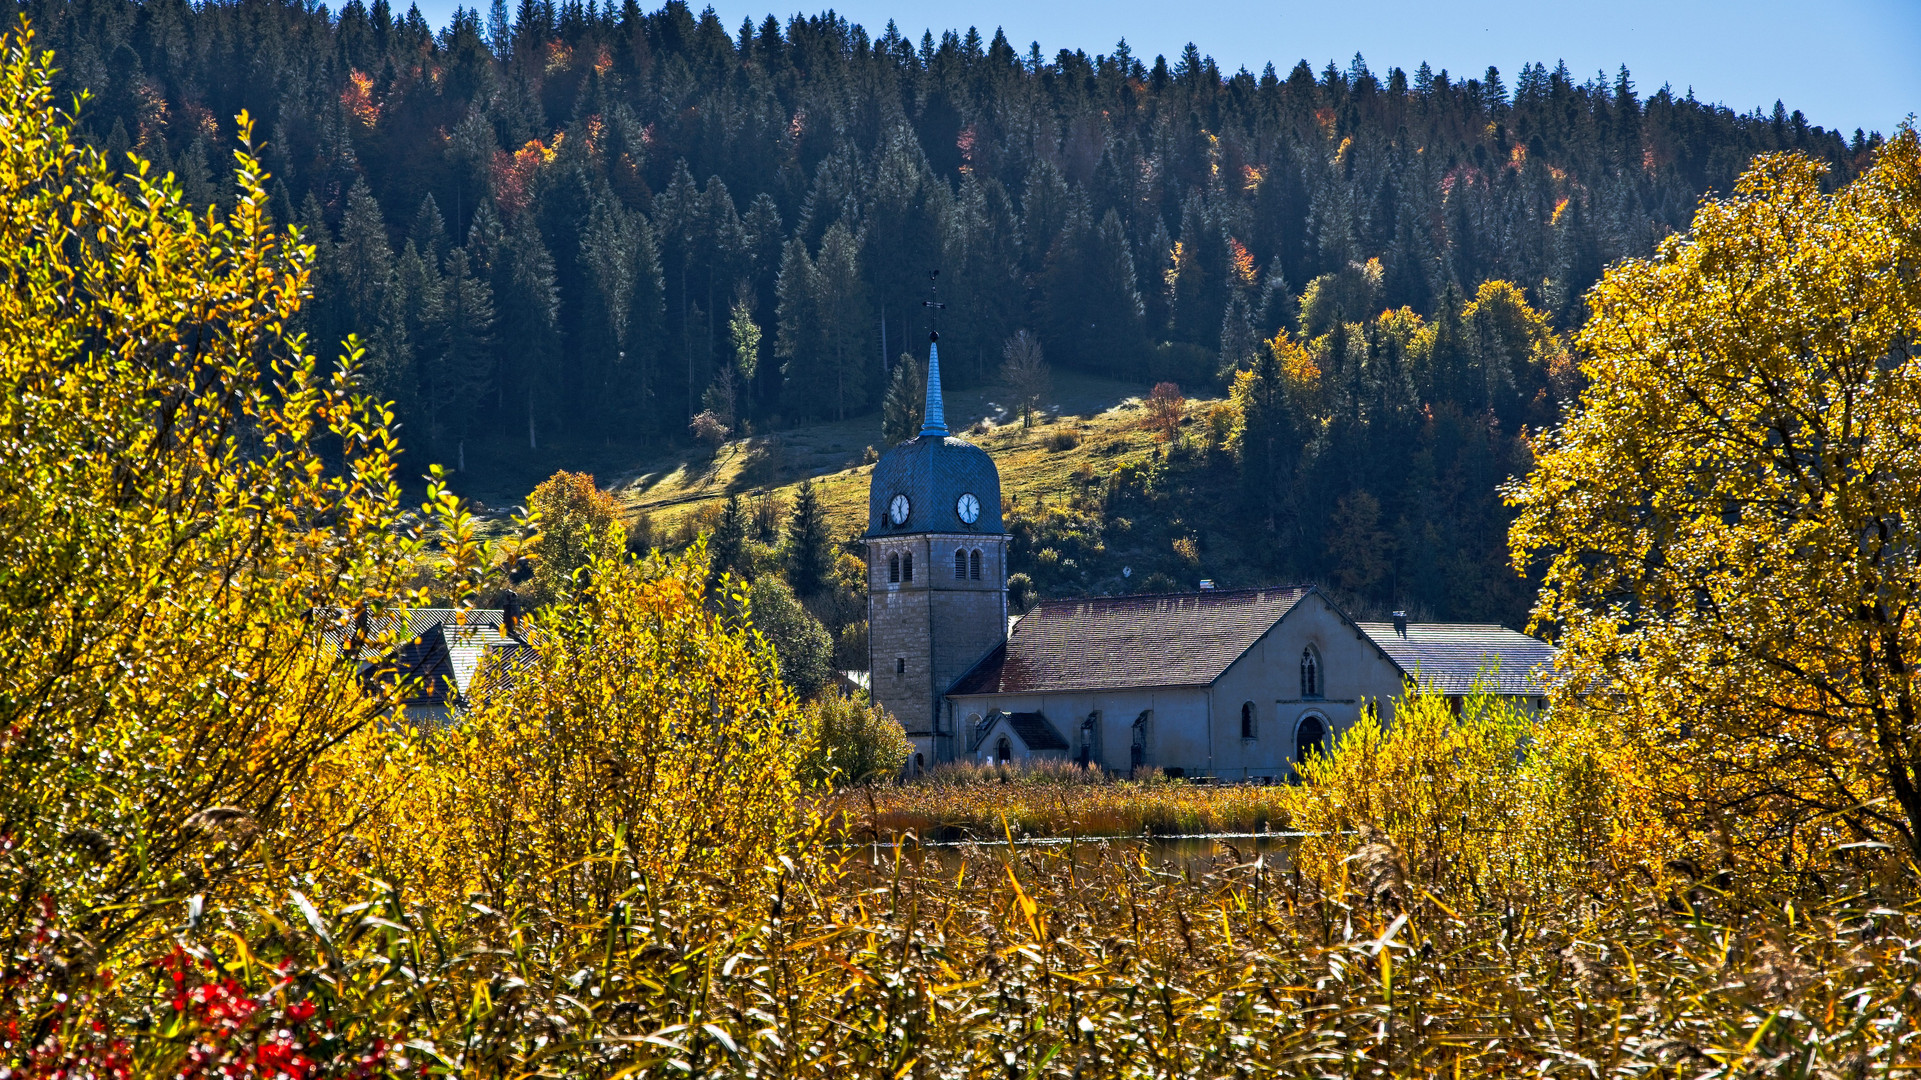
left=919, top=269, right=948, bottom=438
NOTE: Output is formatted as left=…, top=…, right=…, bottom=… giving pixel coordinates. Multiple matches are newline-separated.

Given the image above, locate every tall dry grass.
left=831, top=759, right=1294, bottom=839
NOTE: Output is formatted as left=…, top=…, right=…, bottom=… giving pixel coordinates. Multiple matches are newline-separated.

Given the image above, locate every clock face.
left=888, top=494, right=911, bottom=526
left=956, top=492, right=981, bottom=524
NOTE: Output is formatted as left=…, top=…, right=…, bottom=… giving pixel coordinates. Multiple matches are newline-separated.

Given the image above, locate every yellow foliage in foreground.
left=0, top=20, right=463, bottom=963
left=317, top=547, right=806, bottom=919
left=1510, top=126, right=1921, bottom=862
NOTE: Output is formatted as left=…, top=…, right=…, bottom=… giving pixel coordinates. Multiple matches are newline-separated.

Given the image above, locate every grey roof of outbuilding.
left=314, top=608, right=532, bottom=711
left=1355, top=622, right=1557, bottom=695
left=948, top=587, right=1311, bottom=696
left=972, top=710, right=1069, bottom=752
left=866, top=433, right=1003, bottom=537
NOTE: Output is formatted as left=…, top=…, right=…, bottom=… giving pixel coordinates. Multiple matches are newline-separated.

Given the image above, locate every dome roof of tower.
left=866, top=433, right=1003, bottom=537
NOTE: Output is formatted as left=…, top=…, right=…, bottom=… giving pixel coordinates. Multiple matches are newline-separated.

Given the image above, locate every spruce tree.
left=785, top=478, right=832, bottom=598
left=710, top=494, right=749, bottom=580
left=427, top=246, right=495, bottom=467
left=880, top=352, right=924, bottom=445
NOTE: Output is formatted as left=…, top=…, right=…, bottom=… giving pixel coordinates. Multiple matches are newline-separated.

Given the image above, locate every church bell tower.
left=865, top=323, right=1007, bottom=767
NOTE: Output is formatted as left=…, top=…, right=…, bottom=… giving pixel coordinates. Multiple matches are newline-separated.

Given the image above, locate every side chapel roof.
left=1354, top=621, right=1557, bottom=695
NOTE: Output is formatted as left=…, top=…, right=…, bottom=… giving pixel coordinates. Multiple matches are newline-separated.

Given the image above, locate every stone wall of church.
left=1206, top=592, right=1409, bottom=781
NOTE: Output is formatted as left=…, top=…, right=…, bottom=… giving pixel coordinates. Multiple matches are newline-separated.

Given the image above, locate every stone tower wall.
left=868, top=533, right=1007, bottom=764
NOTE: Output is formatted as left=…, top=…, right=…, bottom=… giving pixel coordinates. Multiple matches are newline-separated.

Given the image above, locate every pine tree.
left=881, top=352, right=924, bottom=445
left=710, top=493, right=749, bottom=580
left=785, top=478, right=832, bottom=598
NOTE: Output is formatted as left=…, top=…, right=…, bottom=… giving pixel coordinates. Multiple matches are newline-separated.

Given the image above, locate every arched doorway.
left=1294, top=714, right=1327, bottom=772
left=995, top=736, right=1012, bottom=763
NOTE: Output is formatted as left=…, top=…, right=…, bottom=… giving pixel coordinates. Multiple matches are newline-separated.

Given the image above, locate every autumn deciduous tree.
left=0, top=25, right=472, bottom=960
left=1000, top=330, right=1051, bottom=429
left=526, top=470, right=623, bottom=601
left=1144, top=382, right=1186, bottom=441
left=1509, top=130, right=1921, bottom=859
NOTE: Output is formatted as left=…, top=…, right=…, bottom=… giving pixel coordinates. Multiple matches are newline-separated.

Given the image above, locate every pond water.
left=846, top=832, right=1303, bottom=875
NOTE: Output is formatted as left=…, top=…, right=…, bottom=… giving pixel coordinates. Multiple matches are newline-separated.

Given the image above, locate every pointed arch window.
left=955, top=549, right=968, bottom=579
left=888, top=552, right=900, bottom=583
left=1300, top=647, right=1320, bottom=699
left=902, top=551, right=914, bottom=582
left=970, top=548, right=982, bottom=579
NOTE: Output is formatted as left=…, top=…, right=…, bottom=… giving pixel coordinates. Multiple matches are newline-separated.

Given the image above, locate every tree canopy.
left=1509, top=128, right=1921, bottom=857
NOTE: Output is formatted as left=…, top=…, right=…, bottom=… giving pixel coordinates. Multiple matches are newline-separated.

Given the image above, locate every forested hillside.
left=23, top=0, right=1878, bottom=618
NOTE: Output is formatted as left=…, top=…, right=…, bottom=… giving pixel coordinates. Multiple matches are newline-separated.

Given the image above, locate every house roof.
left=973, top=710, right=1069, bottom=752
left=317, top=608, right=530, bottom=710
left=949, top=587, right=1311, bottom=696
left=1356, top=621, right=1556, bottom=695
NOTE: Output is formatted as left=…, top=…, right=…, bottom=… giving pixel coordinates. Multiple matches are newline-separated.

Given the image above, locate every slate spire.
left=919, top=269, right=948, bottom=439
left=919, top=331, right=947, bottom=438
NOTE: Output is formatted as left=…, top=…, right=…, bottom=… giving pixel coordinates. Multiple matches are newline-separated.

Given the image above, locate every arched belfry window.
left=970, top=549, right=982, bottom=580
left=902, top=551, right=914, bottom=582
left=1240, top=701, right=1257, bottom=740
left=888, top=552, right=900, bottom=583
left=1300, top=647, right=1320, bottom=699
left=955, top=549, right=968, bottom=579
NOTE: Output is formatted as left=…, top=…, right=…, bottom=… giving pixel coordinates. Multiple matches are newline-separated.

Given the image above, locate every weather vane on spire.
left=922, top=268, right=945, bottom=341
left=919, top=269, right=948, bottom=437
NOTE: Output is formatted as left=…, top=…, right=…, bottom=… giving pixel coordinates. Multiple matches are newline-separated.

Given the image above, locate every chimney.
left=1392, top=610, right=1408, bottom=637
left=502, top=588, right=521, bottom=641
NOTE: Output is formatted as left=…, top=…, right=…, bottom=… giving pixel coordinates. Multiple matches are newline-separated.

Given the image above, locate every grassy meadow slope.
left=446, top=373, right=1273, bottom=602
left=614, top=373, right=1185, bottom=536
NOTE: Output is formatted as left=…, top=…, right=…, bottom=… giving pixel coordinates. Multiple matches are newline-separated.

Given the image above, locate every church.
left=866, top=333, right=1555, bottom=779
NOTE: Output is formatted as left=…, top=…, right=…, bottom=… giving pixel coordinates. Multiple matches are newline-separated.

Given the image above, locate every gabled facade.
left=946, top=589, right=1554, bottom=780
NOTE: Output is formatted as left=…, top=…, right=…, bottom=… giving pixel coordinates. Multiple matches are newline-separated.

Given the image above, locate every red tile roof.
left=948, top=587, right=1311, bottom=696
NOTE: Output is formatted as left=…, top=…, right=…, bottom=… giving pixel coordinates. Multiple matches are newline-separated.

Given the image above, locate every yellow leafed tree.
left=337, top=545, right=807, bottom=921
left=0, top=21, right=481, bottom=963
left=1509, top=129, right=1921, bottom=863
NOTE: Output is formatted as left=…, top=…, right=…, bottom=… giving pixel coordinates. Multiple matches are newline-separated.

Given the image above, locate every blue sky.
left=411, top=0, right=1918, bottom=135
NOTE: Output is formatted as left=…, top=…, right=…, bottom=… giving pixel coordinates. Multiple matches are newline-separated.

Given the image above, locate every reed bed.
left=828, top=759, right=1294, bottom=839
left=29, top=829, right=1920, bottom=1078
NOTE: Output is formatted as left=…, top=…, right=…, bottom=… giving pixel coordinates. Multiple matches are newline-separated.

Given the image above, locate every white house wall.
left=1205, top=592, right=1408, bottom=781
left=946, top=592, right=1414, bottom=779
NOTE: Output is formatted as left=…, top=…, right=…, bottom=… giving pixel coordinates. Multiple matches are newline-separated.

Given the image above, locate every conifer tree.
left=881, top=352, right=924, bottom=445
left=785, top=478, right=832, bottom=598
left=427, top=246, right=495, bottom=467
left=710, top=493, right=749, bottom=580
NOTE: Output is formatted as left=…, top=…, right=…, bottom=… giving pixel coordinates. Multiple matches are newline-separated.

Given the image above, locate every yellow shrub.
left=346, top=545, right=806, bottom=920
left=1281, top=688, right=1634, bottom=906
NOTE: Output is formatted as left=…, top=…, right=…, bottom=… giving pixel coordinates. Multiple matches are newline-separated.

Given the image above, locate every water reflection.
left=848, top=832, right=1302, bottom=875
